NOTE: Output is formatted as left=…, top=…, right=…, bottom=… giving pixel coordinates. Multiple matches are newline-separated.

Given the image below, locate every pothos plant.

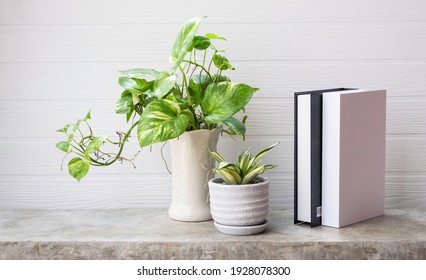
left=56, top=17, right=259, bottom=181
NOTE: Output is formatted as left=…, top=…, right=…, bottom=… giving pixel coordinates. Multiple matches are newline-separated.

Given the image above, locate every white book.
left=322, top=89, right=386, bottom=228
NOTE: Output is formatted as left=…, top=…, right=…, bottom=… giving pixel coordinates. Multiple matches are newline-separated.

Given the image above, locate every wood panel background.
left=1, top=0, right=425, bottom=210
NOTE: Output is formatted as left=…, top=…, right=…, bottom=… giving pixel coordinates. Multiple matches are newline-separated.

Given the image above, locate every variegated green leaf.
left=222, top=116, right=246, bottom=140
left=56, top=141, right=70, bottom=153
left=201, top=82, right=258, bottom=124
left=205, top=33, right=226, bottom=41
left=209, top=150, right=226, bottom=163
left=85, top=136, right=106, bottom=155
left=153, top=73, right=177, bottom=99
left=115, top=91, right=134, bottom=114
left=118, top=68, right=162, bottom=78
left=238, top=151, right=252, bottom=173
left=212, top=53, right=235, bottom=70
left=68, top=157, right=90, bottom=182
left=118, top=77, right=151, bottom=95
left=215, top=169, right=240, bottom=185
left=170, top=17, right=205, bottom=70
left=254, top=141, right=281, bottom=162
left=137, top=99, right=189, bottom=148
left=241, top=165, right=265, bottom=185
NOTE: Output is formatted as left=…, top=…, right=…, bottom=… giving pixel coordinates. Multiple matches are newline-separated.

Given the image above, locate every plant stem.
left=208, top=51, right=217, bottom=73
left=182, top=60, right=212, bottom=80
left=102, top=121, right=139, bottom=166
left=203, top=49, right=207, bottom=68
left=178, top=66, right=191, bottom=106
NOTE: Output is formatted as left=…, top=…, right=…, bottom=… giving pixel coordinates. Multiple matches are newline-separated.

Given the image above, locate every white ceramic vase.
left=208, top=177, right=269, bottom=226
left=168, top=127, right=222, bottom=222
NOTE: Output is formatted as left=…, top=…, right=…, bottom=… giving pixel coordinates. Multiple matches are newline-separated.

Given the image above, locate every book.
left=294, top=88, right=354, bottom=227
left=321, top=89, right=386, bottom=228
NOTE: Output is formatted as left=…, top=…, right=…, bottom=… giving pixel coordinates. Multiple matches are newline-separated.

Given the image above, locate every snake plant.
left=209, top=142, right=280, bottom=185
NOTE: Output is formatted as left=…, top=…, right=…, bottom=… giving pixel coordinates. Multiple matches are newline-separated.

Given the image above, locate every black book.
left=294, top=88, right=354, bottom=227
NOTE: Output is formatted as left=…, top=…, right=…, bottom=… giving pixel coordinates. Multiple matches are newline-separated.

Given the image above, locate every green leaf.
left=68, top=157, right=90, bottom=182
left=238, top=151, right=252, bottom=173
left=115, top=90, right=134, bottom=114
left=254, top=141, right=281, bottom=162
left=206, top=33, right=226, bottom=41
left=209, top=150, right=226, bottom=163
left=212, top=74, right=231, bottom=83
left=153, top=73, right=177, bottom=99
left=137, top=99, right=189, bottom=148
left=126, top=109, right=135, bottom=122
left=264, top=164, right=278, bottom=170
left=69, top=119, right=82, bottom=133
left=56, top=124, right=70, bottom=133
left=84, top=111, right=91, bottom=121
left=201, top=82, right=259, bottom=124
left=170, top=16, right=205, bottom=70
left=212, top=53, right=235, bottom=70
left=118, top=77, right=151, bottom=95
left=241, top=165, right=265, bottom=184
left=118, top=68, right=162, bottom=78
left=189, top=36, right=211, bottom=51
left=85, top=136, right=106, bottom=155
left=214, top=162, right=242, bottom=185
left=222, top=117, right=246, bottom=140
left=188, top=73, right=211, bottom=106
left=56, top=141, right=70, bottom=153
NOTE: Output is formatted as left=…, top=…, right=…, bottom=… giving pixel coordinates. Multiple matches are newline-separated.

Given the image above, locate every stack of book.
left=294, top=88, right=386, bottom=228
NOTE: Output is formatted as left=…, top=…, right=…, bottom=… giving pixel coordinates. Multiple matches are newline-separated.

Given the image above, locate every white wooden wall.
left=1, top=0, right=425, bottom=210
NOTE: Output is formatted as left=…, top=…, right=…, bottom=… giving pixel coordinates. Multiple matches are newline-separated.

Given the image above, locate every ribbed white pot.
left=208, top=177, right=269, bottom=226
left=168, top=127, right=221, bottom=222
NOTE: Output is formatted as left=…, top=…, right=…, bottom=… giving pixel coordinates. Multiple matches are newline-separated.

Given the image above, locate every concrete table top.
left=0, top=209, right=425, bottom=259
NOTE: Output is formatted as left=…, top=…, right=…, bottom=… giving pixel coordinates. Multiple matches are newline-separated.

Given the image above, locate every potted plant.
left=208, top=142, right=280, bottom=235
left=56, top=17, right=259, bottom=222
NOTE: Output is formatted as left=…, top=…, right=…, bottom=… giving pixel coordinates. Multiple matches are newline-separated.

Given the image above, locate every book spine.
left=310, top=94, right=323, bottom=227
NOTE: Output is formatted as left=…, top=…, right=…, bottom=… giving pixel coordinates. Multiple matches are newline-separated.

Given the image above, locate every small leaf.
left=115, top=91, right=134, bottom=114
left=212, top=53, right=235, bottom=70
left=170, top=17, right=205, bottom=70
left=188, top=73, right=211, bottom=106
left=264, top=164, right=278, bottom=170
left=212, top=74, right=230, bottom=83
left=222, top=117, right=246, bottom=140
left=118, top=77, right=151, bottom=95
left=68, top=157, right=90, bottom=182
left=215, top=169, right=240, bottom=185
left=56, top=124, right=70, bottom=133
left=126, top=109, right=135, bottom=122
left=84, top=111, right=91, bottom=121
left=241, top=165, right=265, bottom=185
left=153, top=73, right=177, bottom=99
left=118, top=68, right=162, bottom=78
left=189, top=36, right=211, bottom=51
left=137, top=99, right=189, bottom=148
left=206, top=33, right=226, bottom=41
left=201, top=82, right=259, bottom=124
left=85, top=136, right=106, bottom=155
left=238, top=151, right=252, bottom=173
left=69, top=119, right=82, bottom=133
left=56, top=141, right=70, bottom=153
